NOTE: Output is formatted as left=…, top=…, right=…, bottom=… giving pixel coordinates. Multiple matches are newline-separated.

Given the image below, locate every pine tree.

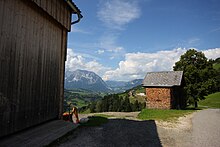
left=124, top=96, right=132, bottom=112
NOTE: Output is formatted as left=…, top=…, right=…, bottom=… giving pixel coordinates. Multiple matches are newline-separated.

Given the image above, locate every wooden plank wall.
left=31, top=0, right=72, bottom=31
left=0, top=0, right=68, bottom=137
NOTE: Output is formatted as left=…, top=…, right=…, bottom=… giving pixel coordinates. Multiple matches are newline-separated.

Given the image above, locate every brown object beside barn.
left=0, top=0, right=81, bottom=137
left=142, top=71, right=186, bottom=109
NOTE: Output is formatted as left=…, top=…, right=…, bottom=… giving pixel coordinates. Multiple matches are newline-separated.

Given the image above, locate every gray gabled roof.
left=142, top=71, right=183, bottom=87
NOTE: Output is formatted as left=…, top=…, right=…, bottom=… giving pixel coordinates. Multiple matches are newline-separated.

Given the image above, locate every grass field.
left=80, top=116, right=108, bottom=126
left=198, top=92, right=220, bottom=108
left=213, top=63, right=220, bottom=70
left=138, top=109, right=194, bottom=121
left=138, top=92, right=220, bottom=121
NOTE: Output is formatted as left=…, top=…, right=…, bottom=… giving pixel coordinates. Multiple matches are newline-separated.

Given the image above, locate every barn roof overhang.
left=66, top=0, right=83, bottom=24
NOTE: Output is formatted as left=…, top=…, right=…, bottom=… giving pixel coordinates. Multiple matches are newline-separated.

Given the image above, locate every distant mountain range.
left=105, top=79, right=143, bottom=93
left=65, top=69, right=111, bottom=92
left=64, top=69, right=143, bottom=93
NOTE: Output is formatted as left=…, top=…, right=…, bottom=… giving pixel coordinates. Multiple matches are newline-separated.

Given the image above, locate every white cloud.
left=188, top=38, right=200, bottom=46
left=99, top=33, right=117, bottom=50
left=203, top=48, right=220, bottom=59
left=97, top=50, right=105, bottom=54
left=65, top=48, right=110, bottom=76
left=97, top=0, right=140, bottom=58
left=99, top=33, right=125, bottom=54
left=65, top=47, right=220, bottom=81
left=97, top=0, right=141, bottom=29
left=102, top=48, right=220, bottom=81
left=108, top=47, right=124, bottom=53
left=102, top=48, right=186, bottom=81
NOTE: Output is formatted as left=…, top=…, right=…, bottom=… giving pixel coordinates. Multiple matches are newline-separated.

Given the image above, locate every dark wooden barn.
left=0, top=0, right=81, bottom=137
left=142, top=71, right=186, bottom=109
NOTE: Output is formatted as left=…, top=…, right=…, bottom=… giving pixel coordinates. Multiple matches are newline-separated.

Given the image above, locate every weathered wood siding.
left=31, top=0, right=72, bottom=31
left=0, top=0, right=69, bottom=137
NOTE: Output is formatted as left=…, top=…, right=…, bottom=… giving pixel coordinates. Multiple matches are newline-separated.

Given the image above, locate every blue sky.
left=66, top=0, right=220, bottom=81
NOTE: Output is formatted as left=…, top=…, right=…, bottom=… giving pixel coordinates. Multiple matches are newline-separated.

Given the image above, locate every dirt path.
left=156, top=112, right=195, bottom=147
left=54, top=109, right=220, bottom=147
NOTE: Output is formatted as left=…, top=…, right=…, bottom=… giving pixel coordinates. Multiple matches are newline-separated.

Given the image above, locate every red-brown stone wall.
left=145, top=87, right=172, bottom=109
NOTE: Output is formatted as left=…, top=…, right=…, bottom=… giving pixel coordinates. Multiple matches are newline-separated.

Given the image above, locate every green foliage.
left=80, top=116, right=108, bottom=127
left=214, top=57, right=220, bottom=64
left=198, top=92, right=220, bottom=108
left=118, top=85, right=146, bottom=104
left=213, top=63, right=220, bottom=70
left=84, top=94, right=145, bottom=113
left=63, top=89, right=104, bottom=112
left=173, top=49, right=219, bottom=107
left=89, top=102, right=96, bottom=113
left=138, top=109, right=194, bottom=121
left=213, top=58, right=220, bottom=91
left=78, top=84, right=147, bottom=113
left=123, top=96, right=132, bottom=112
left=135, top=86, right=146, bottom=93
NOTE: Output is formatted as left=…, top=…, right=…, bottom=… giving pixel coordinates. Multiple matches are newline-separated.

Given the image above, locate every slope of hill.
left=213, top=57, right=220, bottom=70
left=63, top=89, right=104, bottom=112
left=77, top=84, right=146, bottom=113
left=213, top=63, right=220, bottom=70
left=118, top=85, right=146, bottom=103
left=198, top=92, right=220, bottom=108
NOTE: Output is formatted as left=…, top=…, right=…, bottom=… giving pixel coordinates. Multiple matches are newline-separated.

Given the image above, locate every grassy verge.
left=79, top=109, right=91, bottom=114
left=138, top=109, right=195, bottom=121
left=80, top=116, right=108, bottom=127
left=198, top=92, right=220, bottom=108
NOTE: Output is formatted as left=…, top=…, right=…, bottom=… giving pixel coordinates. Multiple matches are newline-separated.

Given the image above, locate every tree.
left=102, top=96, right=109, bottom=112
left=95, top=100, right=103, bottom=112
left=123, top=96, right=132, bottom=112
left=112, top=95, right=120, bottom=112
left=133, top=100, right=139, bottom=111
left=173, top=49, right=217, bottom=108
left=89, top=102, right=96, bottom=113
left=108, top=95, right=114, bottom=112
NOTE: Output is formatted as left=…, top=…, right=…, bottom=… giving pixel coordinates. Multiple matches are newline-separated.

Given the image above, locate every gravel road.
left=53, top=109, right=220, bottom=147
left=192, top=109, right=220, bottom=147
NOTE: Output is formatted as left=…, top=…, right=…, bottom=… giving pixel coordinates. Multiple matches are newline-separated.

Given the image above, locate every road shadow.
left=51, top=118, right=162, bottom=147
left=100, top=119, right=162, bottom=147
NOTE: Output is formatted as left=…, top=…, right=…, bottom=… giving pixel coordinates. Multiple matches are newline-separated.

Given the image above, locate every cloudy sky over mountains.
left=66, top=0, right=220, bottom=81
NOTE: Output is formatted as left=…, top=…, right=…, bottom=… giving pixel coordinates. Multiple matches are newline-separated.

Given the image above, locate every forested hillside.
left=79, top=85, right=146, bottom=113
left=63, top=89, right=104, bottom=112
